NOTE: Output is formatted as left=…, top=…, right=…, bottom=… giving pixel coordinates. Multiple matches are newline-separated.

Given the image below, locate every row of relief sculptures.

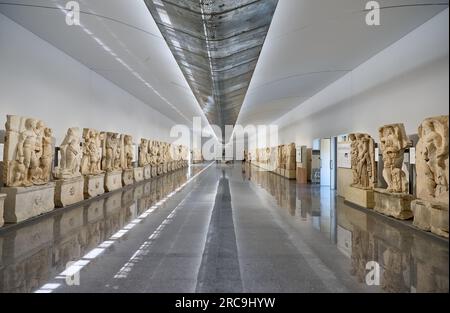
left=0, top=169, right=188, bottom=293
left=248, top=143, right=296, bottom=179
left=0, top=114, right=189, bottom=226
left=346, top=115, right=448, bottom=237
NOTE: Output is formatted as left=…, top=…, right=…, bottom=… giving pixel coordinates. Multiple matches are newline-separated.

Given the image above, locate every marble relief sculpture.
left=1, top=115, right=56, bottom=223
left=139, top=139, right=149, bottom=167
left=379, top=123, right=411, bottom=193
left=81, top=129, right=103, bottom=175
left=102, top=132, right=121, bottom=172
left=2, top=115, right=54, bottom=187
left=412, top=115, right=449, bottom=237
left=415, top=116, right=449, bottom=203
left=286, top=143, right=296, bottom=171
left=55, top=128, right=82, bottom=179
left=349, top=133, right=376, bottom=189
left=53, top=127, right=84, bottom=207
left=122, top=135, right=134, bottom=170
left=374, top=123, right=414, bottom=220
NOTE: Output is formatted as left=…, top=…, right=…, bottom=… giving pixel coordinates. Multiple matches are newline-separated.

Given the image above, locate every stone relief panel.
left=349, top=133, right=377, bottom=190
left=80, top=128, right=103, bottom=175
left=55, top=127, right=82, bottom=179
left=2, top=115, right=54, bottom=187
left=101, top=132, right=121, bottom=172
left=416, top=115, right=449, bottom=204
left=138, top=139, right=149, bottom=167
left=378, top=123, right=412, bottom=193
left=122, top=135, right=134, bottom=170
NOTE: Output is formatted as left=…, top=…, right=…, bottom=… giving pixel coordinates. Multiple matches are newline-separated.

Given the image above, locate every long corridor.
left=0, top=163, right=448, bottom=293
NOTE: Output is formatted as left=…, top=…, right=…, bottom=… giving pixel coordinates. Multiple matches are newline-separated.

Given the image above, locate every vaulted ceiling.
left=0, top=0, right=448, bottom=142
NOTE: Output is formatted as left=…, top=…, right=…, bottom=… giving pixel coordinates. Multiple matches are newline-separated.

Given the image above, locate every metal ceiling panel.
left=144, top=0, right=279, bottom=135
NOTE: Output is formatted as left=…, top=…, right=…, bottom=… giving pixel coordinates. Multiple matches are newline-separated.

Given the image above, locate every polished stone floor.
left=0, top=162, right=448, bottom=293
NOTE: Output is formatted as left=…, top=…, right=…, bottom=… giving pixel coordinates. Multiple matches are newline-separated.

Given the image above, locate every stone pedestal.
left=157, top=165, right=163, bottom=176
left=105, top=170, right=122, bottom=192
left=345, top=186, right=375, bottom=209
left=151, top=166, right=157, bottom=177
left=163, top=163, right=168, bottom=174
left=0, top=193, right=6, bottom=227
left=134, top=167, right=144, bottom=183
left=1, top=183, right=55, bottom=223
left=412, top=199, right=449, bottom=238
left=374, top=188, right=414, bottom=220
left=55, top=176, right=84, bottom=208
left=122, top=169, right=134, bottom=186
left=84, top=174, right=105, bottom=199
left=144, top=165, right=151, bottom=180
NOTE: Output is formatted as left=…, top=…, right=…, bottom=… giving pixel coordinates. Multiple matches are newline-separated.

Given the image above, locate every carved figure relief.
left=102, top=132, right=121, bottom=172
left=349, top=133, right=376, bottom=189
left=416, top=116, right=449, bottom=203
left=56, top=127, right=82, bottom=179
left=379, top=123, right=411, bottom=193
left=139, top=139, right=149, bottom=167
left=3, top=115, right=54, bottom=187
left=81, top=128, right=103, bottom=175
left=122, top=135, right=134, bottom=169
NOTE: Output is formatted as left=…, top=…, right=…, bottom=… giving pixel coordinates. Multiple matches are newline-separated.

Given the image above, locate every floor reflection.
left=243, top=163, right=449, bottom=293
left=0, top=168, right=192, bottom=293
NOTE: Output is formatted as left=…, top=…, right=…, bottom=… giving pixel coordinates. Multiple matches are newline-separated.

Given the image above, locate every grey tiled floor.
left=0, top=162, right=448, bottom=293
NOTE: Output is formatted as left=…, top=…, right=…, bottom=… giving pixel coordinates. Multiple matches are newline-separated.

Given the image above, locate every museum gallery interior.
left=0, top=0, right=448, bottom=295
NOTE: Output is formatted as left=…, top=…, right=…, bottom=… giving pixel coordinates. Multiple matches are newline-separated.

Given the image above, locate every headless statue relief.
left=3, top=116, right=54, bottom=187
left=349, top=133, right=377, bottom=189
left=123, top=135, right=134, bottom=169
left=379, top=123, right=411, bottom=193
left=416, top=116, right=449, bottom=204
left=102, top=132, right=120, bottom=172
left=56, top=127, right=82, bottom=179
left=81, top=128, right=103, bottom=175
left=139, top=139, right=149, bottom=167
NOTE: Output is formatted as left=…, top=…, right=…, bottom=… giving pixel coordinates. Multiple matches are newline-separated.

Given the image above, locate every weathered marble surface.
left=122, top=134, right=134, bottom=170
left=55, top=176, right=84, bottom=207
left=122, top=168, right=134, bottom=186
left=144, top=164, right=151, bottom=180
left=374, top=188, right=414, bottom=220
left=3, top=115, right=53, bottom=187
left=105, top=170, right=122, bottom=192
left=134, top=167, right=144, bottom=183
left=415, top=116, right=449, bottom=204
left=251, top=143, right=296, bottom=179
left=55, top=127, right=82, bottom=179
left=101, top=132, right=121, bottom=172
left=349, top=133, right=376, bottom=190
left=139, top=139, right=149, bottom=167
left=0, top=193, right=6, bottom=227
left=378, top=123, right=411, bottom=193
left=345, top=186, right=375, bottom=209
left=412, top=116, right=448, bottom=237
left=1, top=183, right=55, bottom=223
left=81, top=128, right=103, bottom=175
left=83, top=173, right=105, bottom=199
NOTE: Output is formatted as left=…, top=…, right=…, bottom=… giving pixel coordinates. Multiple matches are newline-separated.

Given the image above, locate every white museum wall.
left=274, top=8, right=449, bottom=147
left=0, top=13, right=185, bottom=146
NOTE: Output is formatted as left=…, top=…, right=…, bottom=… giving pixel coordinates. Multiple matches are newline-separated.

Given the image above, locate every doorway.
left=319, top=137, right=337, bottom=189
